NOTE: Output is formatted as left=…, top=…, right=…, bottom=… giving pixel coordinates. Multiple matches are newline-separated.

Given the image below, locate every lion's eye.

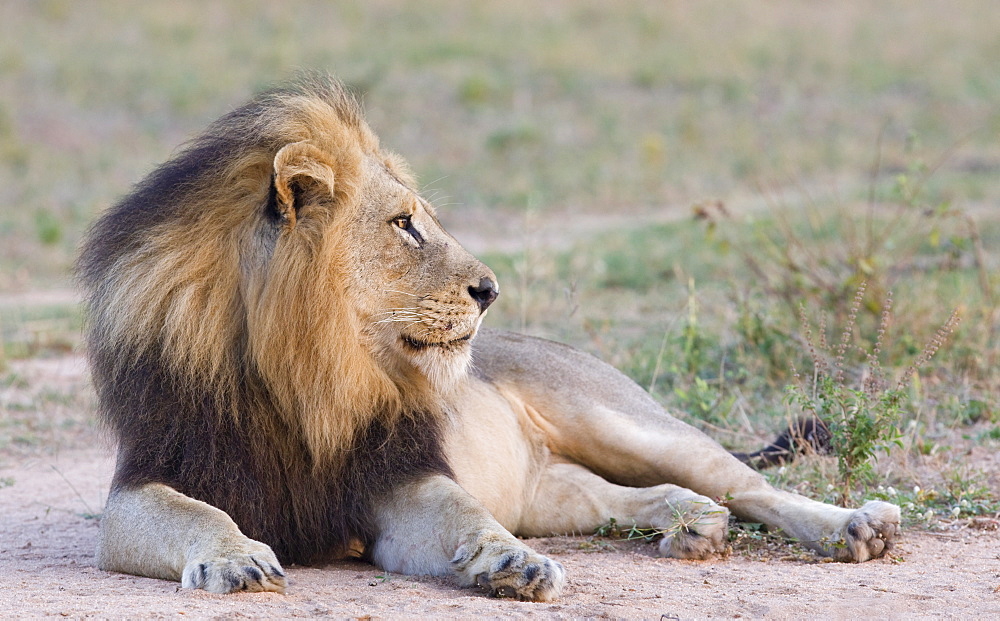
left=391, top=214, right=424, bottom=245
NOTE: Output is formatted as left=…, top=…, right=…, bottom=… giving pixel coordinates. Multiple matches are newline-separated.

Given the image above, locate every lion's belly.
left=444, top=377, right=550, bottom=532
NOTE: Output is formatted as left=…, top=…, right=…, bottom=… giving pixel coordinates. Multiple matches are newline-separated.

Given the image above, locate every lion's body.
left=80, top=76, right=900, bottom=600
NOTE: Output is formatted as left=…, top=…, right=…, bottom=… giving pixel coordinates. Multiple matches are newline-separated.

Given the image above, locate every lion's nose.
left=468, top=277, right=499, bottom=313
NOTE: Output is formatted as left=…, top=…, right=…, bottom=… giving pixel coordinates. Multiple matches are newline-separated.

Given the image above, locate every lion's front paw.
left=830, top=500, right=901, bottom=562
left=451, top=532, right=565, bottom=601
left=181, top=538, right=286, bottom=594
left=657, top=494, right=730, bottom=560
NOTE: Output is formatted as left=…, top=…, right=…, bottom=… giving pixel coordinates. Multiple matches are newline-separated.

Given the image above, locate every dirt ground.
left=1, top=356, right=998, bottom=618
left=2, top=447, right=998, bottom=619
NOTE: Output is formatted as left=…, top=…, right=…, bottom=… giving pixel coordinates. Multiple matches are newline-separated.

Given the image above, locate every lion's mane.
left=77, top=77, right=451, bottom=564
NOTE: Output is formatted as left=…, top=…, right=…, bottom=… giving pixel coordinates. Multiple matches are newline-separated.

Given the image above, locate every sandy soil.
left=2, top=354, right=1000, bottom=618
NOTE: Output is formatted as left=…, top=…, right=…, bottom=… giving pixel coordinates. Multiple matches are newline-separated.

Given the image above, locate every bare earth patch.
left=2, top=356, right=999, bottom=618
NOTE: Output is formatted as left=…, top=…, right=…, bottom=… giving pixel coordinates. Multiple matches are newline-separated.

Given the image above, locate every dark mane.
left=103, top=351, right=449, bottom=564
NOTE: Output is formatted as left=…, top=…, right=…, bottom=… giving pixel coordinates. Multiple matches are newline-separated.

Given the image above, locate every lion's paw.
left=830, top=500, right=901, bottom=562
left=181, top=538, right=286, bottom=594
left=657, top=494, right=730, bottom=560
left=451, top=532, right=565, bottom=601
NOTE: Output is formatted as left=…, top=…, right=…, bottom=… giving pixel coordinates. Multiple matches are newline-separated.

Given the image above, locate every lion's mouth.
left=401, top=332, right=474, bottom=350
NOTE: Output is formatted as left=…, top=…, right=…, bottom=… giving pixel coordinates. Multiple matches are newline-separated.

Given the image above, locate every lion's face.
left=250, top=137, right=497, bottom=396
left=342, top=157, right=498, bottom=389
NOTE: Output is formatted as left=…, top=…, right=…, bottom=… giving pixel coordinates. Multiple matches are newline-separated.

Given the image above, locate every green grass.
left=2, top=1, right=1000, bottom=286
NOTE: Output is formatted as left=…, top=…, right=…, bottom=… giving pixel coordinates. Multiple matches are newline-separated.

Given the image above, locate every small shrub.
left=787, top=283, right=959, bottom=504
left=595, top=499, right=728, bottom=543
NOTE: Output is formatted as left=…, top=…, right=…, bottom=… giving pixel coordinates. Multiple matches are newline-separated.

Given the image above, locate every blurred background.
left=1, top=1, right=998, bottom=519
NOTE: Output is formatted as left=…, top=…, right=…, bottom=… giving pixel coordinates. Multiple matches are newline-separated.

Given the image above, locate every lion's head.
left=79, top=76, right=497, bottom=460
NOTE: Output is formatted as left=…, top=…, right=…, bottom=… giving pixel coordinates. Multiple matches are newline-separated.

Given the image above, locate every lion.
left=77, top=75, right=900, bottom=601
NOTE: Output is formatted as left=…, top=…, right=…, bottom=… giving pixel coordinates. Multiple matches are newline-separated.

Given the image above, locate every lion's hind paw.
left=181, top=543, right=286, bottom=594
left=834, top=500, right=901, bottom=562
left=658, top=495, right=731, bottom=560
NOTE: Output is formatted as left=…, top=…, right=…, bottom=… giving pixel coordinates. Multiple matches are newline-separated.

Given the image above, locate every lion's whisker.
left=420, top=176, right=450, bottom=193
left=383, top=289, right=423, bottom=299
left=373, top=309, right=423, bottom=317
left=373, top=315, right=427, bottom=325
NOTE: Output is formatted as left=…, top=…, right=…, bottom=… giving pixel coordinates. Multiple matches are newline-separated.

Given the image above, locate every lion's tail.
left=731, top=417, right=832, bottom=470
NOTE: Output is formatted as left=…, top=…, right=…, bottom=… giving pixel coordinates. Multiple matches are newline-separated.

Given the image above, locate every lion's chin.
left=401, top=334, right=474, bottom=392
left=401, top=332, right=474, bottom=351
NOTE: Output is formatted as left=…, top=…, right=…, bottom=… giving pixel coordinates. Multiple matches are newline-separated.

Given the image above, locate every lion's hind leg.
left=516, top=463, right=730, bottom=560
left=476, top=330, right=901, bottom=562
left=715, top=487, right=900, bottom=561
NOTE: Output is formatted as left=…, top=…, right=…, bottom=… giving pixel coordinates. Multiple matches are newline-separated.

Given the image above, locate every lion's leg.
left=369, top=474, right=565, bottom=601
left=717, top=482, right=900, bottom=561
left=548, top=407, right=899, bottom=561
left=516, top=462, right=730, bottom=559
left=474, top=330, right=900, bottom=561
left=98, top=482, right=286, bottom=593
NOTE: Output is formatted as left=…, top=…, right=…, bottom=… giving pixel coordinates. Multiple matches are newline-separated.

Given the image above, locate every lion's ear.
left=272, top=141, right=338, bottom=228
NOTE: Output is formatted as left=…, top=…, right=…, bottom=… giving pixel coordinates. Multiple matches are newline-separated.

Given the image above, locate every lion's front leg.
left=370, top=475, right=565, bottom=601
left=98, top=482, right=286, bottom=593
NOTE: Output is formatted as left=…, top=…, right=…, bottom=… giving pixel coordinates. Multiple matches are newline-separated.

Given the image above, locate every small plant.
left=595, top=500, right=727, bottom=544
left=869, top=469, right=1000, bottom=527
left=673, top=376, right=731, bottom=423
left=368, top=573, right=391, bottom=586
left=725, top=520, right=820, bottom=560
left=787, top=283, right=960, bottom=504
left=677, top=278, right=716, bottom=376
left=656, top=280, right=735, bottom=426
left=595, top=516, right=662, bottom=542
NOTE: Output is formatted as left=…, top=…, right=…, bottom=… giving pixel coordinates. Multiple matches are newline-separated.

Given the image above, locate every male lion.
left=78, top=75, right=900, bottom=601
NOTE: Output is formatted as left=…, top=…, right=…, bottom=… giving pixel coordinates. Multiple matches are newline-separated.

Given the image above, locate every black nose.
left=468, top=277, right=499, bottom=312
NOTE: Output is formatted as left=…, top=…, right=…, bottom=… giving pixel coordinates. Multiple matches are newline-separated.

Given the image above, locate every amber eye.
left=391, top=213, right=424, bottom=245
